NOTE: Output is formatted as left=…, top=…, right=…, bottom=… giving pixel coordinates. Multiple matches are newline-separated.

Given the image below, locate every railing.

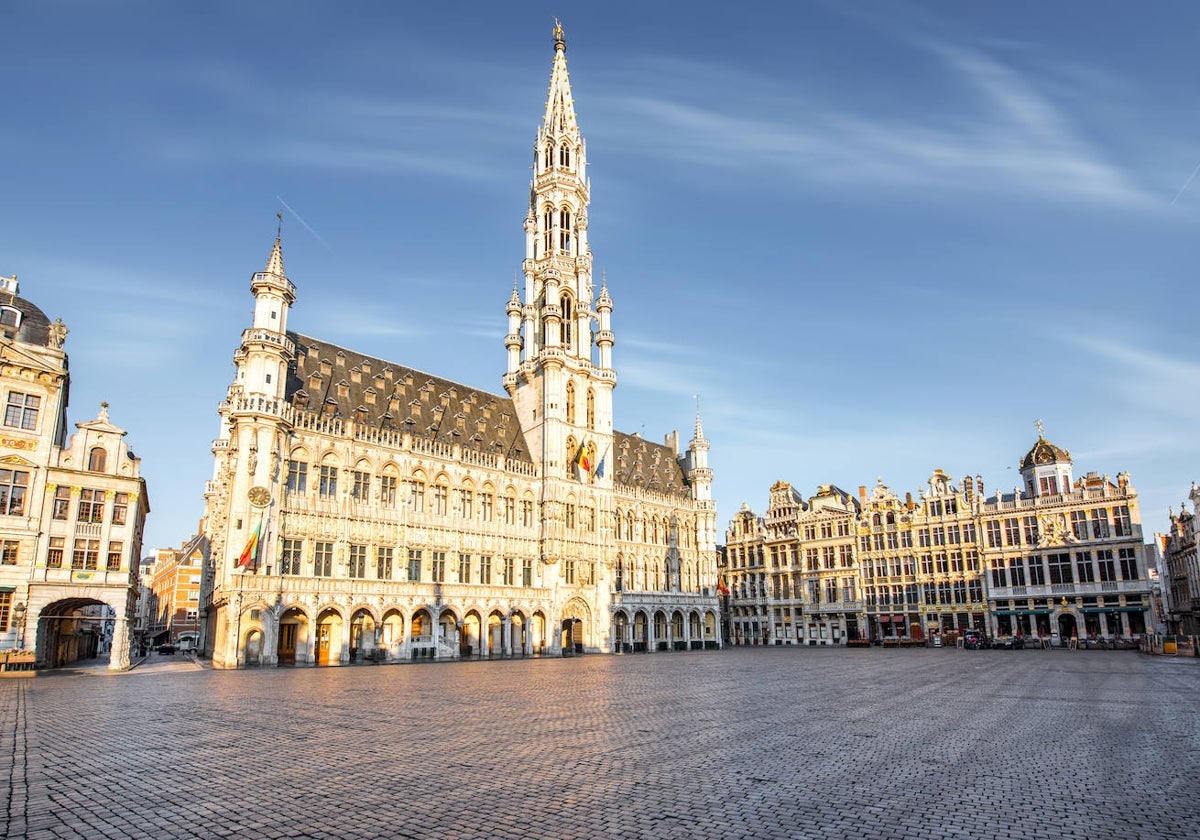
left=241, top=328, right=295, bottom=356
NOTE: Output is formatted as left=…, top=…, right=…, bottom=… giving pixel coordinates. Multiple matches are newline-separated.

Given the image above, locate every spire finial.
left=553, top=18, right=566, bottom=52
left=265, top=216, right=285, bottom=277
left=1035, top=419, right=1044, bottom=439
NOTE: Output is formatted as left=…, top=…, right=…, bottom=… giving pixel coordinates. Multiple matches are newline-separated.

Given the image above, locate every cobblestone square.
left=3, top=648, right=1198, bottom=839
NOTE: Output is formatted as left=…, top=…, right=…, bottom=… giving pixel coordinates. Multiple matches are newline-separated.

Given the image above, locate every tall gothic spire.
left=542, top=20, right=580, bottom=142
left=265, top=236, right=285, bottom=278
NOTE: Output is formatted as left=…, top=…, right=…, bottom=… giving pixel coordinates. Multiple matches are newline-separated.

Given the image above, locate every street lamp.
left=12, top=601, right=26, bottom=648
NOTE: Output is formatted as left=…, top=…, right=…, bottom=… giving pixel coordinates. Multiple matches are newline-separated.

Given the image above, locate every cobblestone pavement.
left=2, top=648, right=1198, bottom=839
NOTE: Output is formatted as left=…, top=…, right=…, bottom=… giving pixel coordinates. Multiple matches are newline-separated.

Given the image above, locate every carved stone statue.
left=48, top=318, right=68, bottom=349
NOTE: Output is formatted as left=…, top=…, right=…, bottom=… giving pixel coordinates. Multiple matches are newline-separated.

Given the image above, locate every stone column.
left=304, top=620, right=317, bottom=666
left=109, top=616, right=132, bottom=671
left=501, top=617, right=512, bottom=657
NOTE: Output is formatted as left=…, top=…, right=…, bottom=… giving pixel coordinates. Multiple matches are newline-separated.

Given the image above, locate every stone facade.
left=722, top=431, right=1153, bottom=645
left=199, top=27, right=720, bottom=668
left=143, top=534, right=207, bottom=648
left=0, top=273, right=149, bottom=670
left=1161, top=484, right=1200, bottom=634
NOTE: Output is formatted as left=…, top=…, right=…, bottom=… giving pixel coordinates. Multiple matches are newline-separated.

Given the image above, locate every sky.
left=3, top=1, right=1199, bottom=553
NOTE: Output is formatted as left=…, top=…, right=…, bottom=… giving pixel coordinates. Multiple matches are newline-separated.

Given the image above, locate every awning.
left=994, top=610, right=1052, bottom=616
left=878, top=616, right=891, bottom=622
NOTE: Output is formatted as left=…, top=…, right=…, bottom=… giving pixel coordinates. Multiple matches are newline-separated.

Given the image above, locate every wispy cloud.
left=595, top=42, right=1150, bottom=207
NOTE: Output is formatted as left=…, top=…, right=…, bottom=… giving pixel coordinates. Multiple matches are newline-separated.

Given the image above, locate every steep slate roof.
left=613, top=430, right=690, bottom=496
left=286, top=333, right=533, bottom=464
left=3, top=295, right=53, bottom=346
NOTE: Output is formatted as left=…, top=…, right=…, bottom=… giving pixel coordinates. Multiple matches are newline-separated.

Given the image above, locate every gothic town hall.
left=200, top=26, right=721, bottom=668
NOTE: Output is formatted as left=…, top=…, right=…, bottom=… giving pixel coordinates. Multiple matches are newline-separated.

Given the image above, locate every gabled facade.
left=0, top=273, right=148, bottom=669
left=720, top=430, right=1152, bottom=646
left=144, top=533, right=208, bottom=648
left=1162, top=485, right=1200, bottom=634
left=200, top=25, right=720, bottom=668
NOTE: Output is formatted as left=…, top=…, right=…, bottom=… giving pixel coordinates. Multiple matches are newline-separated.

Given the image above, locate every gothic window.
left=559, top=208, right=572, bottom=253
left=566, top=380, right=576, bottom=424
left=318, top=465, right=338, bottom=498
left=586, top=389, right=595, bottom=430
left=542, top=207, right=553, bottom=255
left=286, top=460, right=308, bottom=494
left=559, top=143, right=571, bottom=168
left=542, top=144, right=552, bottom=170
left=565, top=436, right=578, bottom=478
left=560, top=293, right=573, bottom=346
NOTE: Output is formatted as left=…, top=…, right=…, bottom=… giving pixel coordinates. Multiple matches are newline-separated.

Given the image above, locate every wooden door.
left=316, top=623, right=334, bottom=666
left=278, top=623, right=297, bottom=666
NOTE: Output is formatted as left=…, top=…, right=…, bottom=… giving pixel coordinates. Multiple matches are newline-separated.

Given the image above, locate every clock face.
left=248, top=486, right=272, bottom=507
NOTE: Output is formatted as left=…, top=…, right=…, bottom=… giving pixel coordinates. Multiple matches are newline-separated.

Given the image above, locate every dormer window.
left=0, top=307, right=19, bottom=328
left=88, top=447, right=107, bottom=472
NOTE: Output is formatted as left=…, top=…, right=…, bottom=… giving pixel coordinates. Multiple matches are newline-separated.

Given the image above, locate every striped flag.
left=237, top=516, right=263, bottom=568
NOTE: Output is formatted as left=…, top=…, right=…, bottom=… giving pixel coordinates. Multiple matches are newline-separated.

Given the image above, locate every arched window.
left=542, top=207, right=553, bottom=255
left=565, top=436, right=578, bottom=478
left=560, top=293, right=573, bottom=347
left=559, top=208, right=572, bottom=253
left=88, top=447, right=107, bottom=472
left=625, top=512, right=634, bottom=542
left=586, top=389, right=595, bottom=430
left=559, top=144, right=571, bottom=168
left=543, top=144, right=552, bottom=170
left=565, top=380, right=576, bottom=425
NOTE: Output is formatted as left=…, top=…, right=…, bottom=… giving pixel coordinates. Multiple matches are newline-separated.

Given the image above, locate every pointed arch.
left=586, top=388, right=595, bottom=430
left=565, top=379, right=576, bottom=425
left=560, top=292, right=573, bottom=346
left=559, top=206, right=572, bottom=253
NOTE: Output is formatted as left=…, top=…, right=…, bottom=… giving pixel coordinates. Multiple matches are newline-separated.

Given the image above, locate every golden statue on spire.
left=553, top=18, right=565, bottom=51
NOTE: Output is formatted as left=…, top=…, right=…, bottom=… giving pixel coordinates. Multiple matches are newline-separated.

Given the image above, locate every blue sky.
left=4, top=1, right=1199, bottom=552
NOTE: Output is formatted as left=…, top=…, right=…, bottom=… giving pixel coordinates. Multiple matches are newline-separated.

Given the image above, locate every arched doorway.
left=531, top=611, right=547, bottom=655
left=634, top=611, right=649, bottom=652
left=487, top=611, right=504, bottom=657
left=509, top=611, right=527, bottom=657
left=1057, top=612, right=1078, bottom=643
left=437, top=610, right=458, bottom=657
left=349, top=609, right=376, bottom=663
left=244, top=629, right=264, bottom=666
left=671, top=611, right=685, bottom=651
left=561, top=599, right=590, bottom=655
left=315, top=609, right=343, bottom=666
left=613, top=611, right=630, bottom=653
left=689, top=612, right=702, bottom=649
left=462, top=611, right=482, bottom=657
left=277, top=606, right=309, bottom=666
left=703, top=611, right=718, bottom=648
left=35, top=598, right=124, bottom=669
left=653, top=611, right=669, bottom=650
left=380, top=610, right=404, bottom=660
